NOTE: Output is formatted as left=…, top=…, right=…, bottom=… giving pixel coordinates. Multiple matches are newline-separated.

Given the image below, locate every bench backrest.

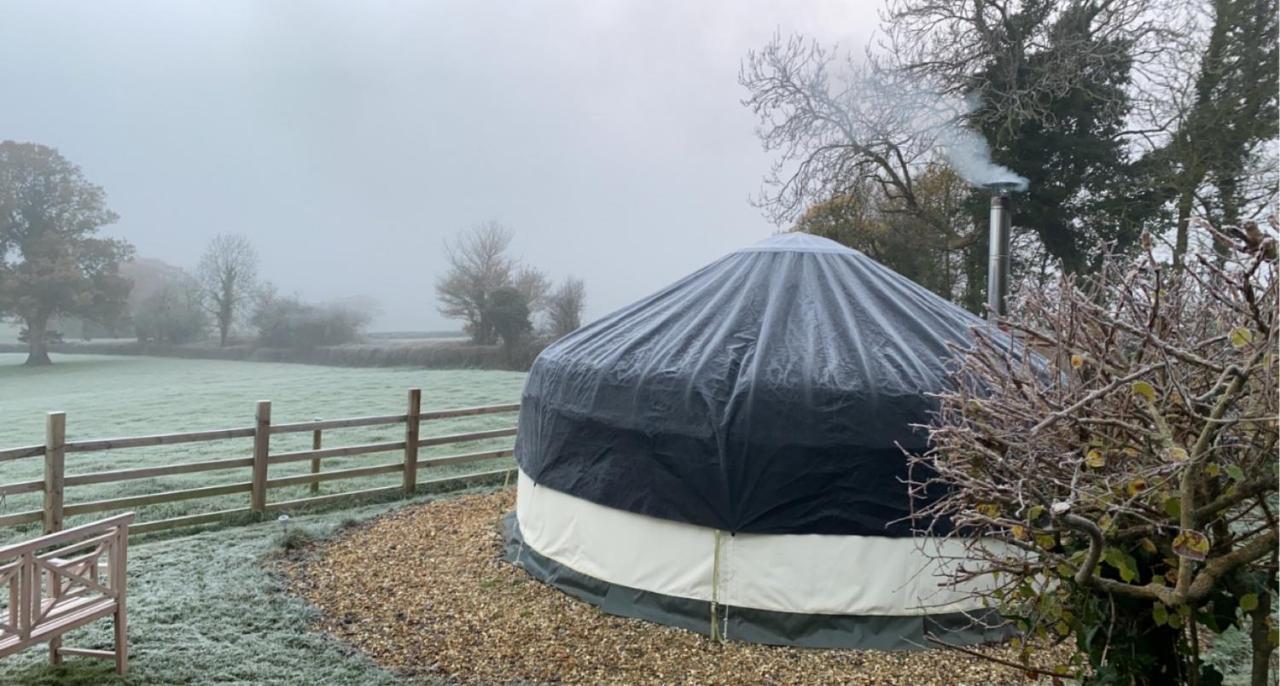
left=0, top=513, right=132, bottom=645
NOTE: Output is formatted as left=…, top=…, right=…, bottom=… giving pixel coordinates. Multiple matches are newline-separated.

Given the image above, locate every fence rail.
left=0, top=388, right=519, bottom=538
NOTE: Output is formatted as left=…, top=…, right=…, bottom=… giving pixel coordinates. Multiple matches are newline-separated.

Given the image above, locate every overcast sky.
left=0, top=1, right=877, bottom=330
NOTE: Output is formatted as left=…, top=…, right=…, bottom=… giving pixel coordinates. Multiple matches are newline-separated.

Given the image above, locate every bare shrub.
left=910, top=221, right=1278, bottom=685
left=251, top=296, right=371, bottom=349
left=133, top=271, right=208, bottom=344
left=546, top=277, right=586, bottom=338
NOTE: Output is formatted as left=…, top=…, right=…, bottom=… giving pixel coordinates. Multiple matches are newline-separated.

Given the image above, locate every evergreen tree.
left=970, top=2, right=1163, bottom=273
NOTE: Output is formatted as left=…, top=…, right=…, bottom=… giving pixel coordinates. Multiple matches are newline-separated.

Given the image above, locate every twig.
left=924, top=633, right=1064, bottom=679
left=1030, top=362, right=1166, bottom=434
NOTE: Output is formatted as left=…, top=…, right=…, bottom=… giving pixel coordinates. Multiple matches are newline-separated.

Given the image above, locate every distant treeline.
left=364, top=331, right=467, bottom=341
left=0, top=338, right=543, bottom=372
left=1, top=143, right=589, bottom=369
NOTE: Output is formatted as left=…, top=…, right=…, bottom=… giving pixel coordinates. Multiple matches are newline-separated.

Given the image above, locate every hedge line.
left=0, top=339, right=543, bottom=371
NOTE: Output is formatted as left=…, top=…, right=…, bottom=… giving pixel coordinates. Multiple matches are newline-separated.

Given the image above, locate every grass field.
left=0, top=353, right=523, bottom=684
left=0, top=353, right=526, bottom=541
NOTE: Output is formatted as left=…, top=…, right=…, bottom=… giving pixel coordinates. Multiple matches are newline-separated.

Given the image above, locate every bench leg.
left=48, top=563, right=62, bottom=667
left=113, top=605, right=127, bottom=676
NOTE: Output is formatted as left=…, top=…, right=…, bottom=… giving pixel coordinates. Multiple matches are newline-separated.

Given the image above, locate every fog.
left=0, top=1, right=876, bottom=330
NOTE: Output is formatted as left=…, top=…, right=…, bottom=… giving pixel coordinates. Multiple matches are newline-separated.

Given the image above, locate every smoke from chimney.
left=940, top=126, right=1028, bottom=192
left=884, top=79, right=1029, bottom=192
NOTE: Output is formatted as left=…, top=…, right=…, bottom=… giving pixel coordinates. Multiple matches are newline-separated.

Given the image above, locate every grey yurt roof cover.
left=515, top=233, right=987, bottom=537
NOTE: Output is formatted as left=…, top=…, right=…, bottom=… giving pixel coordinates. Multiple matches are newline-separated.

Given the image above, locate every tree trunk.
left=24, top=315, right=53, bottom=366
left=1139, top=622, right=1185, bottom=686
left=1250, top=563, right=1276, bottom=686
left=1090, top=595, right=1189, bottom=686
left=218, top=304, right=231, bottom=347
left=474, top=313, right=497, bottom=346
left=962, top=226, right=987, bottom=315
left=1173, top=187, right=1194, bottom=269
left=1219, top=174, right=1241, bottom=228
left=1212, top=174, right=1241, bottom=264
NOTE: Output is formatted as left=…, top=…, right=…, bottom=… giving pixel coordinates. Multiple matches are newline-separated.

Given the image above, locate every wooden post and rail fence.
left=0, top=389, right=519, bottom=539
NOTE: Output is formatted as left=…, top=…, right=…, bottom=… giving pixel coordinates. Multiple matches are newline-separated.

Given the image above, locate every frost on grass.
left=0, top=354, right=526, bottom=543
left=0, top=499, right=407, bottom=686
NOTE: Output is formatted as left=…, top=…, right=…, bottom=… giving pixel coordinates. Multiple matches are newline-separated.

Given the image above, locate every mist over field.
left=0, top=0, right=876, bottom=331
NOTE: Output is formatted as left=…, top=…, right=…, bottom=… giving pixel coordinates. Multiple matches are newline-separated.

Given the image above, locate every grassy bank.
left=0, top=354, right=525, bottom=542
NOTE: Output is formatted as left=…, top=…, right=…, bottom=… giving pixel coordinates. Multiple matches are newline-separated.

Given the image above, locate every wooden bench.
left=0, top=512, right=132, bottom=675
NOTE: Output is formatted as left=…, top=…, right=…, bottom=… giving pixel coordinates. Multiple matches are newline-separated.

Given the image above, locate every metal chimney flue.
left=984, top=183, right=1018, bottom=321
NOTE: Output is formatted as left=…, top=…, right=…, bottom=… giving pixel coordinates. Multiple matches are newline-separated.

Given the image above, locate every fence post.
left=403, top=388, right=421, bottom=497
left=44, top=411, right=66, bottom=534
left=251, top=401, right=271, bottom=514
left=310, top=418, right=322, bottom=495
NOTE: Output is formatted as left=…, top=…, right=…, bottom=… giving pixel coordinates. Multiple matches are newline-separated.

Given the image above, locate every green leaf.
left=1167, top=612, right=1184, bottom=629
left=1085, top=448, right=1106, bottom=468
left=1163, top=496, right=1181, bottom=518
left=1240, top=593, right=1259, bottom=612
left=1152, top=603, right=1168, bottom=626
left=1132, top=380, right=1156, bottom=401
left=1230, top=327, right=1255, bottom=348
left=1225, top=465, right=1246, bottom=482
left=1103, top=547, right=1139, bottom=583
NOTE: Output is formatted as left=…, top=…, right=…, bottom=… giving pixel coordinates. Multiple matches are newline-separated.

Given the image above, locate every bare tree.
left=740, top=38, right=946, bottom=231
left=546, top=277, right=586, bottom=338
left=513, top=265, right=551, bottom=314
left=739, top=37, right=997, bottom=306
left=880, top=0, right=1171, bottom=139
left=436, top=222, right=515, bottom=345
left=197, top=233, right=258, bottom=347
left=909, top=220, right=1278, bottom=685
left=436, top=222, right=555, bottom=344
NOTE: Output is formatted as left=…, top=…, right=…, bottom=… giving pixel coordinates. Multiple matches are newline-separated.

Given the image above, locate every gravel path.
left=287, top=490, right=1065, bottom=685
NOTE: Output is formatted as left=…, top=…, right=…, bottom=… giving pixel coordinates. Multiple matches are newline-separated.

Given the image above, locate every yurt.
left=504, top=233, right=1009, bottom=650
